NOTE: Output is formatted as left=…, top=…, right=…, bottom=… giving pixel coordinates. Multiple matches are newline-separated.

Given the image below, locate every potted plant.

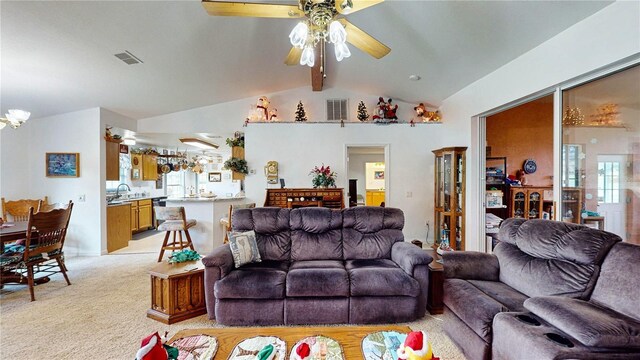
left=223, top=157, right=248, bottom=175
left=309, top=164, right=337, bottom=188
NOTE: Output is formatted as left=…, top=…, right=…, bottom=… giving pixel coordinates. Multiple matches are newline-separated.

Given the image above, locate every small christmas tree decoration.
left=357, top=101, right=369, bottom=122
left=295, top=101, right=308, bottom=122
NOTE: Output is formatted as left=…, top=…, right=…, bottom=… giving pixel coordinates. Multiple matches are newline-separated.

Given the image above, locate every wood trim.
left=311, top=40, right=324, bottom=91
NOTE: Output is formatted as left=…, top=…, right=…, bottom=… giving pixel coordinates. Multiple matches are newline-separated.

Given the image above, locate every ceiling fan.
left=202, top=0, right=390, bottom=89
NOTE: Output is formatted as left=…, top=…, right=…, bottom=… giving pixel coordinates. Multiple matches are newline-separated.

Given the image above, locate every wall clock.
left=523, top=159, right=537, bottom=174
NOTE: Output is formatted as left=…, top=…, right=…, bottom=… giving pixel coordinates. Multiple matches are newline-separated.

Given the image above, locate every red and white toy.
left=397, top=331, right=437, bottom=360
left=135, top=332, right=168, bottom=360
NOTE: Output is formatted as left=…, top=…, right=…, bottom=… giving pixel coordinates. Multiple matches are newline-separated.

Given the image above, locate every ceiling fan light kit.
left=202, top=0, right=389, bottom=70
left=0, top=109, right=31, bottom=130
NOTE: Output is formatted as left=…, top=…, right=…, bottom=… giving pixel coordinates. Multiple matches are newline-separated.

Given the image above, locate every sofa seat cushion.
left=215, top=268, right=286, bottom=299
left=348, top=264, right=419, bottom=297
left=524, top=296, right=640, bottom=348
left=287, top=261, right=349, bottom=297
left=345, top=258, right=399, bottom=270
left=444, top=278, right=512, bottom=341
left=467, top=280, right=528, bottom=312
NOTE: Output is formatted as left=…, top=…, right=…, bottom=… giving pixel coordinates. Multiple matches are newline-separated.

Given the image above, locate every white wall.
left=0, top=122, right=32, bottom=200
left=29, top=108, right=102, bottom=256
left=439, top=1, right=640, bottom=250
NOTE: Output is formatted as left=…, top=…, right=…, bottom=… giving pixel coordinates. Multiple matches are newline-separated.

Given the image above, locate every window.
left=166, top=171, right=185, bottom=198
left=597, top=161, right=620, bottom=204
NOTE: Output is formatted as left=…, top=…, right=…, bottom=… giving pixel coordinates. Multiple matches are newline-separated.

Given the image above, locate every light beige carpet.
left=0, top=252, right=465, bottom=360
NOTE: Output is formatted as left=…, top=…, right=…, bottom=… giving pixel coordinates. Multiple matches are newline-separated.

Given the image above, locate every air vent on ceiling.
left=326, top=99, right=348, bottom=121
left=114, top=50, right=144, bottom=65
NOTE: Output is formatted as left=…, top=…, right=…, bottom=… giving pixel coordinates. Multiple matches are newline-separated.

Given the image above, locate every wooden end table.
left=423, top=248, right=444, bottom=315
left=147, top=260, right=206, bottom=324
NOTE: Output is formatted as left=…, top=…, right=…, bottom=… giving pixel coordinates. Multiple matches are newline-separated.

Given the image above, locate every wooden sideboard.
left=264, top=188, right=344, bottom=209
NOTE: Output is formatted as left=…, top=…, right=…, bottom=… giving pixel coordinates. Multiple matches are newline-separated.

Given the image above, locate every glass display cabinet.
left=433, top=147, right=467, bottom=251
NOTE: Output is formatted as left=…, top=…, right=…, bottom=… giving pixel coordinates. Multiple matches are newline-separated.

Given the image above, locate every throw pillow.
left=228, top=230, right=261, bottom=268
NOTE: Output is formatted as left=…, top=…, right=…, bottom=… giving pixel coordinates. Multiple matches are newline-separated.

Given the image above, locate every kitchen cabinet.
left=366, top=190, right=385, bottom=206
left=433, top=147, right=467, bottom=251
left=106, top=139, right=120, bottom=181
left=142, top=155, right=158, bottom=181
left=131, top=154, right=158, bottom=181
left=510, top=187, right=552, bottom=220
left=130, top=199, right=153, bottom=233
left=107, top=203, right=131, bottom=252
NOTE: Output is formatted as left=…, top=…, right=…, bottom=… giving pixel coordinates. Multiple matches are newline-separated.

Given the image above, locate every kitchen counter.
left=165, top=196, right=245, bottom=202
left=165, top=197, right=250, bottom=253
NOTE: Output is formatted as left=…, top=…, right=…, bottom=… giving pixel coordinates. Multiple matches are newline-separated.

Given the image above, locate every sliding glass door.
left=561, top=65, right=640, bottom=243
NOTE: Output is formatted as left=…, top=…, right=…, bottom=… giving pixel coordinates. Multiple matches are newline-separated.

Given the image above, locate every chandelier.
left=0, top=109, right=31, bottom=130
left=288, top=0, right=350, bottom=67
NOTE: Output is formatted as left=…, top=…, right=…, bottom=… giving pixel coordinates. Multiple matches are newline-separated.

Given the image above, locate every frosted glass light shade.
left=334, top=42, right=351, bottom=61
left=289, top=22, right=309, bottom=49
left=300, top=46, right=315, bottom=67
left=329, top=21, right=346, bottom=44
left=6, top=109, right=30, bottom=125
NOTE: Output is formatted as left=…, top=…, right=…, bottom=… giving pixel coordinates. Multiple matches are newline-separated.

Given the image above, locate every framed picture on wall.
left=374, top=171, right=384, bottom=179
left=46, top=153, right=80, bottom=177
left=209, top=172, right=222, bottom=182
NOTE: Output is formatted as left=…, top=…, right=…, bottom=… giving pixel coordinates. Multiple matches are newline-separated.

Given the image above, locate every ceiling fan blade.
left=284, top=47, right=303, bottom=66
left=339, top=19, right=390, bottom=59
left=202, top=1, right=304, bottom=18
left=336, top=0, right=384, bottom=15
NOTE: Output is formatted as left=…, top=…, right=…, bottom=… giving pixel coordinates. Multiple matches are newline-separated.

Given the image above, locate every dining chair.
left=221, top=203, right=256, bottom=244
left=155, top=207, right=196, bottom=262
left=0, top=201, right=73, bottom=301
left=2, top=197, right=49, bottom=222
left=37, top=200, right=70, bottom=213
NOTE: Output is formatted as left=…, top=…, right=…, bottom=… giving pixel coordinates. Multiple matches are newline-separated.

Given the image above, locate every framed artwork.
left=46, top=153, right=80, bottom=177
left=374, top=171, right=384, bottom=179
left=209, top=172, right=222, bottom=182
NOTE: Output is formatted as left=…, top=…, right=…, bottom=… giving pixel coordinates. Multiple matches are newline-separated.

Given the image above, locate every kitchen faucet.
left=115, top=183, right=131, bottom=198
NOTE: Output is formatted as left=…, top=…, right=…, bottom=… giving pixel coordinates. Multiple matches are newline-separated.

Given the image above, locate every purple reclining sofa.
left=202, top=206, right=433, bottom=325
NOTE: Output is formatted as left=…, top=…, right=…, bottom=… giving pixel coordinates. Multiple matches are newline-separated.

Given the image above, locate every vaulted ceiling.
left=1, top=0, right=612, bottom=120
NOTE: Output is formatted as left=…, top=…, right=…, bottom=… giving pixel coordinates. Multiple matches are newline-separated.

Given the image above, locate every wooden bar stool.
left=154, top=207, right=196, bottom=262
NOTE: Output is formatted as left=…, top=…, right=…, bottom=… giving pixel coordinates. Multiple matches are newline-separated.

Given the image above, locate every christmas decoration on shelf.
left=562, top=107, right=585, bottom=126
left=413, top=103, right=442, bottom=123
left=295, top=101, right=308, bottom=122
left=246, top=96, right=275, bottom=123
left=256, top=96, right=270, bottom=121
left=269, top=108, right=278, bottom=122
left=357, top=101, right=370, bottom=122
left=372, top=97, right=398, bottom=124
left=590, top=103, right=620, bottom=126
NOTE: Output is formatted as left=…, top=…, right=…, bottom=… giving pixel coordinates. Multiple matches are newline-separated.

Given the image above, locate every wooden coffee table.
left=147, top=260, right=206, bottom=324
left=169, top=325, right=411, bottom=359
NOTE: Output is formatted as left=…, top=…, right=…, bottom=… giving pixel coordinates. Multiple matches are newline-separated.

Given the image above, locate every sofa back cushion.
left=342, top=207, right=404, bottom=260
left=232, top=207, right=291, bottom=261
left=290, top=207, right=343, bottom=261
left=590, top=242, right=640, bottom=321
left=496, top=218, right=620, bottom=298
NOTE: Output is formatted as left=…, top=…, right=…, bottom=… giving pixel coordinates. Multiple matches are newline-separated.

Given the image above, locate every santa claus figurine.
left=397, top=331, right=436, bottom=360
left=135, top=332, right=167, bottom=360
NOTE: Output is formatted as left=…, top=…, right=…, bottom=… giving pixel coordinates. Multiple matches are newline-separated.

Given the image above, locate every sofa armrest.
left=443, top=251, right=500, bottom=281
left=202, top=244, right=234, bottom=278
left=391, top=241, right=433, bottom=275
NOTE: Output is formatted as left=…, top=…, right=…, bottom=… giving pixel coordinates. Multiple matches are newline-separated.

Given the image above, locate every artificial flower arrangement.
left=309, top=164, right=337, bottom=188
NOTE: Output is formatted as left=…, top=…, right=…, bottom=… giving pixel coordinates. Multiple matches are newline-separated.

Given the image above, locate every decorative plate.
left=523, top=159, right=537, bottom=174
left=289, top=335, right=344, bottom=360
left=169, top=334, right=218, bottom=360
left=228, top=336, right=286, bottom=360
left=362, top=331, right=407, bottom=360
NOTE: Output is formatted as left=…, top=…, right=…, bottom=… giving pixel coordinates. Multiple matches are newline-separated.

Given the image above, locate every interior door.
left=597, top=155, right=629, bottom=239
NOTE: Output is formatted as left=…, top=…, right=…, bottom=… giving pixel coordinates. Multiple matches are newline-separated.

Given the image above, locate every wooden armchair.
left=2, top=197, right=48, bottom=221
left=0, top=201, right=73, bottom=301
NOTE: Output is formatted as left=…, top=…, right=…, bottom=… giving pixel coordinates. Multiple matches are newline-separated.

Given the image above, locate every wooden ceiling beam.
left=311, top=40, right=324, bottom=91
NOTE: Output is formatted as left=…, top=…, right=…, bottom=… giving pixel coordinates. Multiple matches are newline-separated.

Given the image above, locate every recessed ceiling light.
left=409, top=75, right=421, bottom=81
left=180, top=138, right=219, bottom=150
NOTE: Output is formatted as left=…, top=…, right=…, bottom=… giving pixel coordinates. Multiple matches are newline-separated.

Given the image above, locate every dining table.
left=0, top=221, right=50, bottom=285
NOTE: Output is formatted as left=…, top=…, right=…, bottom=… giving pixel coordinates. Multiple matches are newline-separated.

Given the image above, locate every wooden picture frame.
left=208, top=172, right=222, bottom=182
left=46, top=153, right=80, bottom=177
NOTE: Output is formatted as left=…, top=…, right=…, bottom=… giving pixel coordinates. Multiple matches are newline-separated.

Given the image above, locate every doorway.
left=345, top=145, right=389, bottom=207
left=596, top=154, right=630, bottom=239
